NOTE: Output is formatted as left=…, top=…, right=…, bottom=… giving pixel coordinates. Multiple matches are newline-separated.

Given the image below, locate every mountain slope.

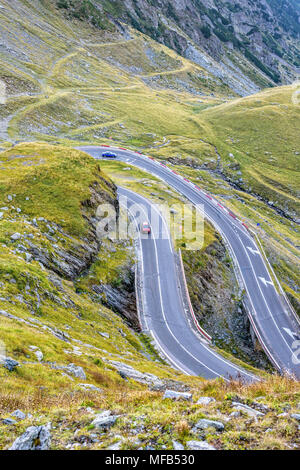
left=83, top=0, right=300, bottom=93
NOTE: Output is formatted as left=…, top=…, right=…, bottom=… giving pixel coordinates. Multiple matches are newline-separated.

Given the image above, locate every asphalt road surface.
left=78, top=145, right=300, bottom=380
left=119, top=186, right=257, bottom=382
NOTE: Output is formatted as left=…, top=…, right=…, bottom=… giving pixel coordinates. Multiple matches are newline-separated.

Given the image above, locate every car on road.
left=102, top=151, right=117, bottom=158
left=141, top=221, right=151, bottom=235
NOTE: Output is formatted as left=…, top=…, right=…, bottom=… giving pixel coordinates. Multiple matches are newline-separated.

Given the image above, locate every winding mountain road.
left=78, top=145, right=300, bottom=380
left=119, top=186, right=256, bottom=382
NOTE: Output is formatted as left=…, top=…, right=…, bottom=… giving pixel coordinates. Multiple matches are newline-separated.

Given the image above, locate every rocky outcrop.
left=9, top=424, right=51, bottom=450
left=92, top=260, right=138, bottom=329
left=27, top=177, right=119, bottom=281
left=91, top=411, right=118, bottom=430
left=107, top=360, right=164, bottom=388
left=163, top=390, right=193, bottom=401
left=96, top=0, right=300, bottom=91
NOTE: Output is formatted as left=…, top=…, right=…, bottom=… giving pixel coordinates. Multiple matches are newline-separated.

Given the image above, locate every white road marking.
left=247, top=246, right=260, bottom=255
left=241, top=242, right=295, bottom=357
left=259, top=277, right=274, bottom=287
left=283, top=327, right=299, bottom=340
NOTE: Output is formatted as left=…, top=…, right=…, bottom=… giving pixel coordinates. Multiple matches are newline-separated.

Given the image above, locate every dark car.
left=102, top=151, right=117, bottom=158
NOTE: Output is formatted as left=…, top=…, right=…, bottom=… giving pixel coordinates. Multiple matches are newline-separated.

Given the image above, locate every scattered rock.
left=78, top=384, right=103, bottom=393
left=66, top=363, right=86, bottom=380
left=278, top=412, right=288, bottom=418
left=194, top=418, right=225, bottom=432
left=99, top=332, right=110, bottom=339
left=9, top=423, right=51, bottom=450
left=3, top=418, right=16, bottom=426
left=11, top=410, right=26, bottom=420
left=291, top=414, right=300, bottom=422
left=107, top=441, right=122, bottom=450
left=172, top=440, right=184, bottom=450
left=34, top=350, right=43, bottom=362
left=25, top=253, right=32, bottom=262
left=163, top=390, right=192, bottom=401
left=197, top=397, right=216, bottom=405
left=1, top=357, right=19, bottom=372
left=231, top=402, right=264, bottom=418
left=107, top=360, right=163, bottom=388
left=11, top=233, right=21, bottom=241
left=187, top=440, right=216, bottom=450
left=91, top=411, right=117, bottom=430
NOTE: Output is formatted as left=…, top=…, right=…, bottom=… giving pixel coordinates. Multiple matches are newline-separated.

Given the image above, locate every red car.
left=141, top=221, right=151, bottom=235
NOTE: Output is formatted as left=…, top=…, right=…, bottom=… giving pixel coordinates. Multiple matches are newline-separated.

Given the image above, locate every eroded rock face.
left=9, top=424, right=51, bottom=450
left=27, top=178, right=119, bottom=281
left=92, top=261, right=138, bottom=329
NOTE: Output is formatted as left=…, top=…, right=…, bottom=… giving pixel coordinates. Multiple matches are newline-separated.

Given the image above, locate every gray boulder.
left=34, top=350, right=43, bottom=362
left=108, top=360, right=163, bottom=388
left=2, top=357, right=19, bottom=372
left=11, top=233, right=21, bottom=241
left=66, top=363, right=86, bottom=380
left=194, top=418, right=225, bottom=432
left=163, top=390, right=192, bottom=401
left=78, top=383, right=103, bottom=393
left=91, top=411, right=117, bottom=430
left=232, top=402, right=264, bottom=418
left=291, top=414, right=300, bottom=422
left=187, top=440, right=216, bottom=450
left=3, top=418, right=16, bottom=425
left=11, top=410, right=26, bottom=420
left=197, top=397, right=216, bottom=405
left=9, top=424, right=51, bottom=450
